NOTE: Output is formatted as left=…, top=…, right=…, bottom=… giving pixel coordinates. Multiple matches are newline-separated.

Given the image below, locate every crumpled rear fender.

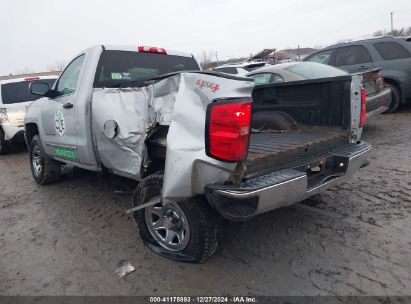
left=91, top=72, right=254, bottom=201
left=162, top=72, right=254, bottom=203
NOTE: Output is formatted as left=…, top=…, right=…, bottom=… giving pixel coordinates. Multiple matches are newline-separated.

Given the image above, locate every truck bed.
left=245, top=128, right=347, bottom=175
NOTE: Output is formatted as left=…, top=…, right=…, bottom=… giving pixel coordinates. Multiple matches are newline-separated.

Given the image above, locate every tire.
left=384, top=83, right=401, bottom=113
left=29, top=135, right=61, bottom=185
left=0, top=128, right=10, bottom=155
left=132, top=172, right=222, bottom=263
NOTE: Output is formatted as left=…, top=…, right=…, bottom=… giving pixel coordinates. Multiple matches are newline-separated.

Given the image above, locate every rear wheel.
left=0, top=128, right=10, bottom=155
left=29, top=135, right=61, bottom=184
left=132, top=172, right=222, bottom=263
left=384, top=83, right=401, bottom=113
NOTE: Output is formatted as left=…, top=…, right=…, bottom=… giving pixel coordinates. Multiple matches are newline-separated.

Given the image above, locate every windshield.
left=1, top=79, right=56, bottom=104
left=93, top=50, right=200, bottom=88
left=285, top=62, right=347, bottom=79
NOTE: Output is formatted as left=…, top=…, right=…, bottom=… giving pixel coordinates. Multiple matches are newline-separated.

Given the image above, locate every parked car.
left=25, top=45, right=370, bottom=263
left=246, top=62, right=391, bottom=118
left=304, top=36, right=411, bottom=112
left=0, top=76, right=58, bottom=154
left=214, top=61, right=266, bottom=76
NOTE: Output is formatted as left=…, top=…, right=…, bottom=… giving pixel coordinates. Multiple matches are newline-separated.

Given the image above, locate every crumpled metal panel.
left=91, top=72, right=254, bottom=200
left=92, top=87, right=151, bottom=179
left=161, top=73, right=254, bottom=203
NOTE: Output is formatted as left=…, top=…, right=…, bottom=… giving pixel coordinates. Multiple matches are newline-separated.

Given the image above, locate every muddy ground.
left=0, top=107, right=410, bottom=296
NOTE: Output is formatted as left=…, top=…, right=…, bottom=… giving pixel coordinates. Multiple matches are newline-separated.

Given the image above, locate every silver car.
left=247, top=62, right=392, bottom=119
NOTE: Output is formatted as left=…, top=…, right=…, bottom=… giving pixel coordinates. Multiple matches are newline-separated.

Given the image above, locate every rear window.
left=215, top=67, right=238, bottom=74
left=249, top=73, right=284, bottom=85
left=285, top=62, right=347, bottom=79
left=373, top=42, right=411, bottom=60
left=94, top=50, right=200, bottom=88
left=1, top=79, right=56, bottom=104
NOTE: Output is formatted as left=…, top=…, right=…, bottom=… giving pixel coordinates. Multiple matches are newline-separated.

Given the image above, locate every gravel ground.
left=0, top=107, right=410, bottom=296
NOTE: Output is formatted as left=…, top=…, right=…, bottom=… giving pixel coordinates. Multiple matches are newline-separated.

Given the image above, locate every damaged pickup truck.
left=25, top=45, right=371, bottom=263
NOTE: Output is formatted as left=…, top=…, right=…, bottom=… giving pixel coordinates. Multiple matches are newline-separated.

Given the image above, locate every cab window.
left=56, top=54, right=85, bottom=96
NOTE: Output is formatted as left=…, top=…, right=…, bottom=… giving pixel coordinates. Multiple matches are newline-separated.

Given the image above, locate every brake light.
left=138, top=46, right=167, bottom=55
left=360, top=87, right=367, bottom=127
left=24, top=77, right=40, bottom=81
left=206, top=99, right=252, bottom=162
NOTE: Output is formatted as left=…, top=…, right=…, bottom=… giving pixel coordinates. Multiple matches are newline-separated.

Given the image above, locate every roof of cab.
left=0, top=75, right=59, bottom=85
left=102, top=44, right=194, bottom=58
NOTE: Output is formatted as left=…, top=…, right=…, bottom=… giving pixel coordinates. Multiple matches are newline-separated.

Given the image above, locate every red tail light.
left=360, top=87, right=367, bottom=127
left=138, top=46, right=167, bottom=55
left=24, top=77, right=40, bottom=81
left=206, top=99, right=252, bottom=162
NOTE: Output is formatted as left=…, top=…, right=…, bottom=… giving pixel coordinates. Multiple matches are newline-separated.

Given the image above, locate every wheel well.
left=384, top=78, right=401, bottom=94
left=25, top=123, right=39, bottom=145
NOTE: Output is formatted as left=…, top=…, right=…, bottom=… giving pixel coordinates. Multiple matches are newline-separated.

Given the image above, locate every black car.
left=304, top=36, right=411, bottom=112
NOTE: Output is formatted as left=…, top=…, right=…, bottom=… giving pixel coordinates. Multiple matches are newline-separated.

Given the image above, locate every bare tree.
left=46, top=60, right=66, bottom=72
left=373, top=27, right=411, bottom=37
left=197, top=50, right=217, bottom=70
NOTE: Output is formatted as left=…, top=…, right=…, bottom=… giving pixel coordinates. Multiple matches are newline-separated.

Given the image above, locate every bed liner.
left=245, top=128, right=347, bottom=175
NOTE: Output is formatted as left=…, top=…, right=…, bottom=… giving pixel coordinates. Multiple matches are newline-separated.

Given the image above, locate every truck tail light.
left=206, top=99, right=252, bottom=162
left=360, top=87, right=367, bottom=127
left=138, top=46, right=167, bottom=55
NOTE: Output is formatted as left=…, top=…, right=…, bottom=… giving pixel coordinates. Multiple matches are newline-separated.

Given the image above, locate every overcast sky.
left=0, top=0, right=410, bottom=75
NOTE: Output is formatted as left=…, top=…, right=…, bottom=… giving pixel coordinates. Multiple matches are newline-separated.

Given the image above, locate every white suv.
left=0, top=76, right=58, bottom=154
left=214, top=61, right=266, bottom=76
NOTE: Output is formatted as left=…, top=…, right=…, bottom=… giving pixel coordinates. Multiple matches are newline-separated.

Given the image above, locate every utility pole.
left=390, top=12, right=394, bottom=33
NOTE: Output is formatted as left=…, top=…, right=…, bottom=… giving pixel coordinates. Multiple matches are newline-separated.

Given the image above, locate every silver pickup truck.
left=25, top=45, right=371, bottom=263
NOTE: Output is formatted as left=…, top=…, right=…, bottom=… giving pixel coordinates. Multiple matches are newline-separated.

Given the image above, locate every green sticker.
left=55, top=147, right=77, bottom=160
left=111, top=72, right=122, bottom=80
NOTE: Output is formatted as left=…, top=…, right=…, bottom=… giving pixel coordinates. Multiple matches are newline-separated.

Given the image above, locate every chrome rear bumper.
left=206, top=141, right=372, bottom=221
left=366, top=88, right=391, bottom=118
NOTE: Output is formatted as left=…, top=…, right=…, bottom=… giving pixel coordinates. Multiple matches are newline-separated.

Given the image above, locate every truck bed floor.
left=245, top=129, right=347, bottom=175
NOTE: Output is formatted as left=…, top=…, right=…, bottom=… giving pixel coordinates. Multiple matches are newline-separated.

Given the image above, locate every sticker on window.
left=122, top=72, right=131, bottom=80
left=111, top=73, right=123, bottom=80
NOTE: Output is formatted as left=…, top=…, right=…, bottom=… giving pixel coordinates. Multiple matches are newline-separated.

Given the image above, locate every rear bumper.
left=206, top=141, right=372, bottom=221
left=366, top=88, right=391, bottom=118
left=1, top=124, right=25, bottom=142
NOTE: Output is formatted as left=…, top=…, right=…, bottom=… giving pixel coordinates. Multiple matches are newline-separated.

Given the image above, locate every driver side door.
left=41, top=54, right=85, bottom=162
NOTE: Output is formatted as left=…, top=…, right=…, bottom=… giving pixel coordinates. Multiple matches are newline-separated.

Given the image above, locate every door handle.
left=63, top=103, right=74, bottom=109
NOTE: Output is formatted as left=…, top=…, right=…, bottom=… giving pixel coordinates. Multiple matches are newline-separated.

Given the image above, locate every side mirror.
left=29, top=82, right=50, bottom=96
